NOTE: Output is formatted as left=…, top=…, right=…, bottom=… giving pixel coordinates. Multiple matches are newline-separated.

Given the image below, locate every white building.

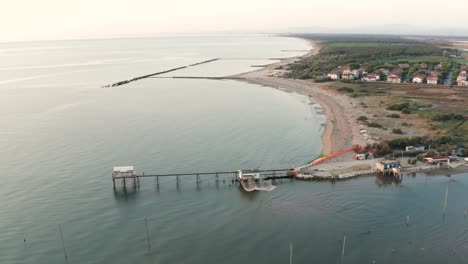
left=387, top=73, right=401, bottom=83
left=362, top=73, right=380, bottom=82
left=412, top=75, right=425, bottom=84
left=405, top=145, right=425, bottom=152
left=427, top=76, right=438, bottom=85
left=327, top=72, right=340, bottom=80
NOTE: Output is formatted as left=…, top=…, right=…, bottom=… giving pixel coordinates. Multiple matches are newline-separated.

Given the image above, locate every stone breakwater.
left=294, top=164, right=458, bottom=182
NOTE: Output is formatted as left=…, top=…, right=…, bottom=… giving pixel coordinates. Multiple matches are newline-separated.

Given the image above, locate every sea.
left=0, top=34, right=467, bottom=264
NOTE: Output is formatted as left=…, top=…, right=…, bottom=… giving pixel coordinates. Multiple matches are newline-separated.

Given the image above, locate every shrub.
left=387, top=102, right=410, bottom=111
left=387, top=113, right=400, bottom=118
left=368, top=122, right=383, bottom=128
left=392, top=128, right=403, bottom=134
left=357, top=116, right=368, bottom=121
left=401, top=108, right=411, bottom=114
left=338, top=87, right=354, bottom=93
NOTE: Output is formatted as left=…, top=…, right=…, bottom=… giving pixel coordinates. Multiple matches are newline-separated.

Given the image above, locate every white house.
left=458, top=80, right=468, bottom=86
left=412, top=75, right=425, bottom=83
left=387, top=73, right=401, bottom=83
left=427, top=76, right=438, bottom=85
left=362, top=73, right=380, bottom=82
left=327, top=72, right=340, bottom=80
left=405, top=144, right=425, bottom=152
left=457, top=71, right=467, bottom=82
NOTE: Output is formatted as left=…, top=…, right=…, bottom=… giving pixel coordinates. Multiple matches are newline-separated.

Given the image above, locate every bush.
left=402, top=122, right=410, bottom=126
left=392, top=128, right=403, bottom=134
left=357, top=116, right=368, bottom=121
left=401, top=108, right=412, bottom=114
left=387, top=102, right=410, bottom=111
left=337, top=87, right=354, bottom=93
left=430, top=113, right=464, bottom=122
left=407, top=158, right=417, bottom=165
left=368, top=122, right=383, bottom=128
left=387, top=113, right=400, bottom=118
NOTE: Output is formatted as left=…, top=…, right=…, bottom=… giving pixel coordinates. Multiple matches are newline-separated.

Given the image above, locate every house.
left=435, top=63, right=443, bottom=70
left=341, top=72, right=355, bottom=80
left=362, top=73, right=380, bottom=82
left=457, top=71, right=467, bottom=82
left=427, top=76, right=438, bottom=85
left=376, top=160, right=400, bottom=175
left=387, top=72, right=402, bottom=83
left=419, top=63, right=428, bottom=69
left=458, top=80, right=468, bottom=86
left=423, top=156, right=449, bottom=165
left=405, top=144, right=426, bottom=152
left=327, top=72, right=340, bottom=80
left=340, top=65, right=352, bottom=75
left=412, top=75, right=425, bottom=83
left=112, top=166, right=136, bottom=178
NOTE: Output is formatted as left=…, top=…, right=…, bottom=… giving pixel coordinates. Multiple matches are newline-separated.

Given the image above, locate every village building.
left=375, top=160, right=400, bottom=176
left=405, top=144, right=426, bottom=152
left=427, top=76, right=438, bottom=85
left=458, top=80, right=468, bottom=86
left=387, top=72, right=402, bottom=83
left=423, top=156, right=449, bottom=165
left=362, top=73, right=380, bottom=82
left=457, top=71, right=467, bottom=82
left=340, top=65, right=352, bottom=75
left=435, top=63, right=443, bottom=70
left=419, top=63, right=428, bottom=69
left=412, top=75, right=425, bottom=84
left=327, top=71, right=340, bottom=80
left=341, top=72, right=354, bottom=80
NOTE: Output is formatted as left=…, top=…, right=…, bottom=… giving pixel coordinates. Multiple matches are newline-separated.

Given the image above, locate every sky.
left=1, top=0, right=467, bottom=42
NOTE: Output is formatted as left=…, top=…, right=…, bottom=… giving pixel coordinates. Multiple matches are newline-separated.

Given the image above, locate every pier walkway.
left=112, top=167, right=294, bottom=191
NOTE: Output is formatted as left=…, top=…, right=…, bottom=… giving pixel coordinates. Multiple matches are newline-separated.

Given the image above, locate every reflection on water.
left=375, top=174, right=402, bottom=186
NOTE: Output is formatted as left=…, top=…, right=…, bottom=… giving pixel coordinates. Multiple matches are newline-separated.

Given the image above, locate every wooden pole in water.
left=341, top=235, right=346, bottom=264
left=58, top=224, right=68, bottom=261
left=289, top=242, right=293, bottom=264
left=406, top=215, right=410, bottom=226
left=465, top=209, right=467, bottom=218
left=443, top=185, right=448, bottom=216
left=145, top=218, right=151, bottom=250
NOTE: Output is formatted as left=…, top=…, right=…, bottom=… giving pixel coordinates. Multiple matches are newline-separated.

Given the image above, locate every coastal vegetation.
left=287, top=35, right=450, bottom=80
left=326, top=79, right=468, bottom=147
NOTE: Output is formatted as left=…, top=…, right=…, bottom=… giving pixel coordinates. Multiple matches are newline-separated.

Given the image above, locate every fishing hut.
left=112, top=166, right=138, bottom=188
left=375, top=160, right=400, bottom=177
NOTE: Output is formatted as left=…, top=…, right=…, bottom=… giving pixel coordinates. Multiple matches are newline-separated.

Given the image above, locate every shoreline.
left=228, top=37, right=468, bottom=178
left=230, top=37, right=364, bottom=159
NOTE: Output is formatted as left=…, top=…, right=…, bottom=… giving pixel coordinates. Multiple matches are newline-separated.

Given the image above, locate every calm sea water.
left=1, top=35, right=467, bottom=264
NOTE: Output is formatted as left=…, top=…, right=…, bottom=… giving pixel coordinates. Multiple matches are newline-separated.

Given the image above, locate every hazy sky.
left=2, top=0, right=467, bottom=42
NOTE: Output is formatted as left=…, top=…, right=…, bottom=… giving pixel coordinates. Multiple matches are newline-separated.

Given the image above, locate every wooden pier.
left=112, top=166, right=294, bottom=190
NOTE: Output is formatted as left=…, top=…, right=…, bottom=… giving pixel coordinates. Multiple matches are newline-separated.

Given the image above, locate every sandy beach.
left=229, top=38, right=468, bottom=177
left=231, top=39, right=367, bottom=159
